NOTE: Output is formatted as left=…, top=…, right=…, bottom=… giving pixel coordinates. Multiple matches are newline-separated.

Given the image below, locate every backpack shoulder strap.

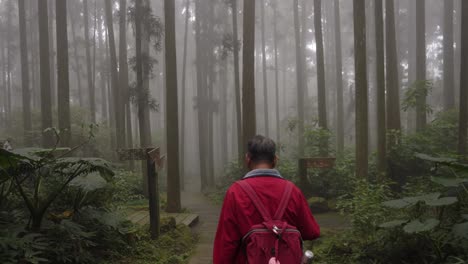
left=237, top=180, right=271, bottom=222
left=273, top=181, right=293, bottom=220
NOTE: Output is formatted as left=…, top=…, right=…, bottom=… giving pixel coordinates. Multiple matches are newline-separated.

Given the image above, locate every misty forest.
left=1, top=0, right=468, bottom=263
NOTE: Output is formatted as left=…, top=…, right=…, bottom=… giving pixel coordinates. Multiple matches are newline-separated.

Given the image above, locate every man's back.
left=213, top=170, right=320, bottom=264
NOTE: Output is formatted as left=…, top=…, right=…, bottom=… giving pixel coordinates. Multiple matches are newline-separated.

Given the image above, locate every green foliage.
left=402, top=80, right=433, bottom=114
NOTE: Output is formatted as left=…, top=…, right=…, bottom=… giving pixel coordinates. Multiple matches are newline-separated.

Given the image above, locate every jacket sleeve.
left=213, top=187, right=242, bottom=264
left=295, top=190, right=320, bottom=240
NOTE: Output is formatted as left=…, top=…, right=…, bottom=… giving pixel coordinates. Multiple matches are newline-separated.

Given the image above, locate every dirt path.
left=182, top=189, right=347, bottom=264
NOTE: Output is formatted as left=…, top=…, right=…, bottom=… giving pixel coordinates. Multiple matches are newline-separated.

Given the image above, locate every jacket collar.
left=243, top=169, right=283, bottom=179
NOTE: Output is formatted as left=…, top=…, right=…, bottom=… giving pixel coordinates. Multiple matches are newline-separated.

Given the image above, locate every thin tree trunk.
left=164, top=0, right=181, bottom=213
left=84, top=0, right=96, bottom=123
left=38, top=0, right=54, bottom=147
left=293, top=0, right=305, bottom=157
left=242, top=0, right=257, bottom=160
left=458, top=0, right=468, bottom=155
left=180, top=0, right=190, bottom=189
left=444, top=0, right=455, bottom=110
left=69, top=2, right=84, bottom=107
left=273, top=0, right=280, bottom=144
left=314, top=0, right=328, bottom=156
left=334, top=0, right=344, bottom=154
left=415, top=0, right=426, bottom=131
left=56, top=0, right=71, bottom=146
left=231, top=0, right=243, bottom=163
left=375, top=0, right=386, bottom=176
left=354, top=0, right=369, bottom=178
left=48, top=0, right=56, bottom=108
left=386, top=0, right=401, bottom=136
left=18, top=0, right=32, bottom=145
left=260, top=0, right=269, bottom=137
left=104, top=0, right=125, bottom=149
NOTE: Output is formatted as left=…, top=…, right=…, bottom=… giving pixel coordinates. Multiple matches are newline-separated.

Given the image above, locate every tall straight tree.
left=334, top=0, right=344, bottom=153
left=314, top=0, right=328, bottom=155
left=69, top=1, right=84, bottom=107
left=18, top=0, right=32, bottom=145
left=415, top=0, right=426, bottom=131
left=260, top=0, right=269, bottom=136
left=180, top=0, right=190, bottom=187
left=104, top=0, right=125, bottom=149
left=386, top=0, right=401, bottom=136
left=444, top=0, right=455, bottom=110
left=164, top=0, right=181, bottom=213
left=56, top=0, right=71, bottom=146
left=353, top=0, right=368, bottom=178
left=374, top=0, right=386, bottom=175
left=230, top=0, right=243, bottom=163
left=293, top=0, right=305, bottom=157
left=84, top=0, right=96, bottom=122
left=242, top=0, right=256, bottom=157
left=272, top=0, right=280, bottom=144
left=458, top=0, right=468, bottom=155
left=38, top=0, right=54, bottom=147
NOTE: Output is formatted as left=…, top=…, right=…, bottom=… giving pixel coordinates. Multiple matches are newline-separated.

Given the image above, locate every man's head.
left=245, top=135, right=278, bottom=170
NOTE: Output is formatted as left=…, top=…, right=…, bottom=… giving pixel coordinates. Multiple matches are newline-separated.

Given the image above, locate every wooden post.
left=147, top=157, right=159, bottom=239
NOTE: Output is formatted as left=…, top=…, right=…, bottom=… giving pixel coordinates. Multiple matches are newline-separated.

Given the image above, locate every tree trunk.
left=354, top=0, right=368, bottom=178
left=374, top=0, right=386, bottom=177
left=293, top=0, right=305, bottom=157
left=386, top=0, right=401, bottom=136
left=18, top=0, right=32, bottom=145
left=444, top=0, right=455, bottom=110
left=334, top=0, right=344, bottom=154
left=38, top=0, right=54, bottom=148
left=84, top=0, right=96, bottom=123
left=48, top=0, right=56, bottom=108
left=180, top=0, right=190, bottom=189
left=273, top=0, right=280, bottom=145
left=104, top=0, right=125, bottom=149
left=260, top=0, right=269, bottom=137
left=415, top=0, right=426, bottom=131
left=56, top=0, right=71, bottom=146
left=69, top=2, right=84, bottom=107
left=231, top=0, right=243, bottom=163
left=458, top=0, right=468, bottom=155
left=164, top=0, right=181, bottom=213
left=314, top=0, right=328, bottom=156
left=242, top=0, right=257, bottom=161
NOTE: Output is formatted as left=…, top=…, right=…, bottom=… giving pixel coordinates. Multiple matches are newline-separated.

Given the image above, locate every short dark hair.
left=247, top=135, right=276, bottom=164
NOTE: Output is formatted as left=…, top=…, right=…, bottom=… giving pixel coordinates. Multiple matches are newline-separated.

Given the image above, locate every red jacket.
left=213, top=170, right=320, bottom=264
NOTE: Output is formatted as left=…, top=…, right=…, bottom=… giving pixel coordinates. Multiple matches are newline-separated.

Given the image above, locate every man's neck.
left=250, top=163, right=274, bottom=170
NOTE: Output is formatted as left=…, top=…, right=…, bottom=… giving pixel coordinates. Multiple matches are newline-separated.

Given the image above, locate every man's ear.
left=245, top=153, right=251, bottom=168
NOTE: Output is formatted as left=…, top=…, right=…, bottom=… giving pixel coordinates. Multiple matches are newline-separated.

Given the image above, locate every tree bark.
left=415, top=0, right=426, bottom=131
left=375, top=0, right=386, bottom=176
left=56, top=0, right=71, bottom=146
left=164, top=0, right=181, bottom=213
left=180, top=0, right=190, bottom=189
left=18, top=0, right=32, bottom=145
left=84, top=0, right=96, bottom=123
left=231, top=0, right=243, bottom=163
left=444, top=0, right=455, bottom=110
left=458, top=0, right=468, bottom=155
left=69, top=1, right=84, bottom=107
left=334, top=0, right=344, bottom=154
left=386, top=0, right=401, bottom=136
left=104, top=0, right=125, bottom=149
left=273, top=0, right=280, bottom=145
left=260, top=0, right=269, bottom=137
left=242, top=0, right=257, bottom=160
left=38, top=0, right=54, bottom=148
left=293, top=0, right=305, bottom=157
left=314, top=0, right=328, bottom=156
left=353, top=0, right=368, bottom=178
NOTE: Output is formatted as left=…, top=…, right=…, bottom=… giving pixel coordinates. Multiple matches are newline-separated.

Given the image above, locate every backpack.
left=237, top=180, right=303, bottom=264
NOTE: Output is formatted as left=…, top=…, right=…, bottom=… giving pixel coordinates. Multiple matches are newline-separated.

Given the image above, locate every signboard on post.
left=118, top=147, right=165, bottom=239
left=298, top=157, right=336, bottom=193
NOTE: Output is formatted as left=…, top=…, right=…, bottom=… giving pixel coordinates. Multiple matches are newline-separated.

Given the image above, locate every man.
left=213, top=135, right=320, bottom=263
